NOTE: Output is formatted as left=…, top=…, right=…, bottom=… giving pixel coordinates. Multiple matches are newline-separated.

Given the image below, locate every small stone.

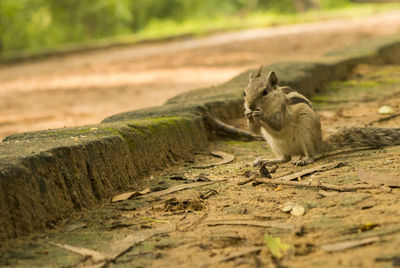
left=280, top=202, right=295, bottom=212
left=291, top=205, right=305, bottom=216
left=378, top=106, right=395, bottom=115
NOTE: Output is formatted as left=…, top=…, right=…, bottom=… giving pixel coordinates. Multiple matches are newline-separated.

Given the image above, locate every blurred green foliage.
left=0, top=0, right=389, bottom=56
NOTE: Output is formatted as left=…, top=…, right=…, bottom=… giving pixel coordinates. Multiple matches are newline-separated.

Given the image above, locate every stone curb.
left=1, top=34, right=400, bottom=241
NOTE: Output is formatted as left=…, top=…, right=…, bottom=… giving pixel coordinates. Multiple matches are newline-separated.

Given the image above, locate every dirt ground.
left=1, top=64, right=400, bottom=267
left=1, top=10, right=400, bottom=139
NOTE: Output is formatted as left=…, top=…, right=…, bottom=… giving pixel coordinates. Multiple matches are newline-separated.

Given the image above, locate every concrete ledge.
left=0, top=117, right=207, bottom=241
left=1, top=33, right=400, bottom=241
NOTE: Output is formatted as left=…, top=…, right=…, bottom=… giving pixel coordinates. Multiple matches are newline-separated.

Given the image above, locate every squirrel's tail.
left=322, top=127, right=400, bottom=152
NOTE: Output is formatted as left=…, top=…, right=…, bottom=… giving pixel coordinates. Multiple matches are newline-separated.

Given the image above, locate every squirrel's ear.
left=267, top=71, right=278, bottom=87
left=249, top=72, right=254, bottom=81
left=249, top=66, right=263, bottom=82
left=255, top=65, right=263, bottom=78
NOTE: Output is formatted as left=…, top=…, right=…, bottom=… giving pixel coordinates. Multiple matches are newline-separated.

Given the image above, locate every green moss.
left=41, top=126, right=121, bottom=138
left=314, top=64, right=400, bottom=109
left=0, top=242, right=79, bottom=267
left=123, top=116, right=184, bottom=134
left=115, top=116, right=193, bottom=154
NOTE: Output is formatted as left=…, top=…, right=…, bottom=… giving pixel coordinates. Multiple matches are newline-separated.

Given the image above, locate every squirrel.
left=244, top=66, right=400, bottom=166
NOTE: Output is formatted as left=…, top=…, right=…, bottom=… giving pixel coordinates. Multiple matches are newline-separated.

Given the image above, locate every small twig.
left=238, top=177, right=257, bottom=186
left=275, top=162, right=345, bottom=182
left=199, top=189, right=219, bottom=199
left=321, top=226, right=400, bottom=250
left=321, top=237, right=380, bottom=252
left=176, top=210, right=209, bottom=232
left=366, top=113, right=400, bottom=126
left=204, top=115, right=263, bottom=141
left=204, top=219, right=297, bottom=231
left=253, top=178, right=378, bottom=192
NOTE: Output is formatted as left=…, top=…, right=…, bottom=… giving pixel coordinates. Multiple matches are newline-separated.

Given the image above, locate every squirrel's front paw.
left=244, top=109, right=253, bottom=118
left=252, top=109, right=262, bottom=118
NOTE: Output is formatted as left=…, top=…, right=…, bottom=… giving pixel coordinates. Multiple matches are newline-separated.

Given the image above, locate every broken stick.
left=275, top=162, right=345, bottom=182
left=238, top=162, right=345, bottom=185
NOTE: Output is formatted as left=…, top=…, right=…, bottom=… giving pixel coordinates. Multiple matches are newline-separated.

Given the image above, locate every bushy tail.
left=322, top=127, right=400, bottom=152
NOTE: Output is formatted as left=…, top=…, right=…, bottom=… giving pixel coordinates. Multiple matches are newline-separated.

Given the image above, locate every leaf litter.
left=111, top=179, right=225, bottom=202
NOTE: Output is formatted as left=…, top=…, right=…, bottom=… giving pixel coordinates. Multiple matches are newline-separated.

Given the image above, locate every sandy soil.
left=1, top=10, right=400, bottom=139
left=1, top=63, right=400, bottom=267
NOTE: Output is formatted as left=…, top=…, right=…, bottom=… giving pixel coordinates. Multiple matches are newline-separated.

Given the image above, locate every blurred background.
left=1, top=0, right=400, bottom=139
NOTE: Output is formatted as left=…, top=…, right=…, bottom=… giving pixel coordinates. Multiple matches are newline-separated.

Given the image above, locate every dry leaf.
left=139, top=180, right=225, bottom=200
left=142, top=218, right=172, bottom=225
left=274, top=186, right=283, bottom=191
left=193, top=151, right=235, bottom=168
left=111, top=188, right=151, bottom=202
left=112, top=180, right=223, bottom=202
left=170, top=175, right=188, bottom=181
left=60, top=223, right=87, bottom=232
left=360, top=222, right=380, bottom=232
left=49, top=242, right=107, bottom=263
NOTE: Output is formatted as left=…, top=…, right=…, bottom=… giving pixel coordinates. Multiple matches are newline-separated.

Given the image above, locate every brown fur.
left=244, top=67, right=400, bottom=166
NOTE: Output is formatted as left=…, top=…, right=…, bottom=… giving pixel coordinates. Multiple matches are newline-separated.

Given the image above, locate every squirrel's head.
left=244, top=66, right=281, bottom=111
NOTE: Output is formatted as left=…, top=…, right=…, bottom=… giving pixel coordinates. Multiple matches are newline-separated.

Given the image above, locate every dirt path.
left=2, top=63, right=400, bottom=267
left=1, top=10, right=400, bottom=139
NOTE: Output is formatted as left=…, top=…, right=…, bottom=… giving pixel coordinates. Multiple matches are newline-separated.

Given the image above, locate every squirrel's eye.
left=262, top=88, right=268, bottom=96
left=243, top=91, right=246, bottom=97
